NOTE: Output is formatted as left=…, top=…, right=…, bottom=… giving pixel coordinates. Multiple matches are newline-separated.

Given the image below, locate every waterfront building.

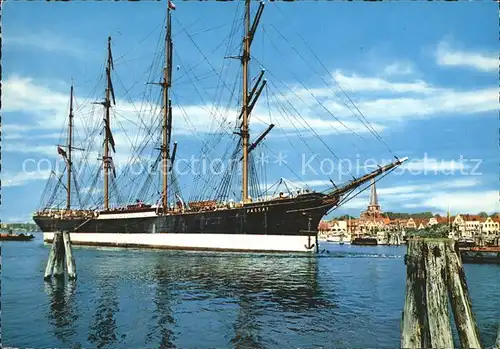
left=452, top=214, right=467, bottom=237
left=480, top=217, right=499, bottom=236
left=316, top=180, right=500, bottom=243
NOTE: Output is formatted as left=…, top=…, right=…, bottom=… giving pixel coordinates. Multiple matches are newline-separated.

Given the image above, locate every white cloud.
left=395, top=155, right=476, bottom=175
left=3, top=132, right=62, bottom=141
left=3, top=75, right=68, bottom=114
left=404, top=191, right=500, bottom=215
left=4, top=31, right=93, bottom=59
left=3, top=124, right=33, bottom=133
left=3, top=170, right=52, bottom=187
left=435, top=40, right=497, bottom=73
left=332, top=70, right=434, bottom=95
left=8, top=65, right=494, bottom=154
left=378, top=178, right=480, bottom=196
left=278, top=65, right=495, bottom=125
left=339, top=177, right=491, bottom=214
left=3, top=74, right=385, bottom=149
left=381, top=61, right=415, bottom=77
left=1, top=216, right=33, bottom=223
left=324, top=74, right=495, bottom=122
left=338, top=198, right=368, bottom=210
left=277, top=179, right=332, bottom=190
left=2, top=75, right=169, bottom=169
left=4, top=143, right=59, bottom=157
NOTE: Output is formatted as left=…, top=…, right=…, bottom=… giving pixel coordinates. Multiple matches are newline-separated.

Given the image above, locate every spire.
left=369, top=178, right=379, bottom=207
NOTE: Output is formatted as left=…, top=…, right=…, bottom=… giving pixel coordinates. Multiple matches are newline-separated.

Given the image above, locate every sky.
left=2, top=0, right=499, bottom=223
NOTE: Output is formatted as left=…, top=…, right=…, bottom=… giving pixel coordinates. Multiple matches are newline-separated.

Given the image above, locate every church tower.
left=361, top=178, right=382, bottom=219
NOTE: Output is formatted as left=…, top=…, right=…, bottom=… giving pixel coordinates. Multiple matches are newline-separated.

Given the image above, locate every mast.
left=162, top=4, right=173, bottom=211
left=67, top=84, right=74, bottom=210
left=241, top=0, right=251, bottom=203
left=103, top=36, right=115, bottom=211
left=240, top=0, right=265, bottom=202
left=448, top=203, right=451, bottom=232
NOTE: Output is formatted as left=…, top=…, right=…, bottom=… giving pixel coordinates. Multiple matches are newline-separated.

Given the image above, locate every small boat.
left=459, top=246, right=500, bottom=264
left=326, top=232, right=350, bottom=245
left=0, top=232, right=35, bottom=241
left=457, top=239, right=476, bottom=248
left=326, top=237, right=349, bottom=245
left=351, top=237, right=378, bottom=246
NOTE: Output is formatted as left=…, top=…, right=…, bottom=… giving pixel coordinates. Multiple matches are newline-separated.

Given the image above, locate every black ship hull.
left=34, top=193, right=337, bottom=252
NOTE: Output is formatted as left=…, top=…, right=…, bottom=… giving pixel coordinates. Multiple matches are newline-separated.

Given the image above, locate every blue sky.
left=3, top=1, right=498, bottom=222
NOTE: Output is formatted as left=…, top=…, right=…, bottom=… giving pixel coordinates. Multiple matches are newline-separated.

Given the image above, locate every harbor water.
left=2, top=234, right=499, bottom=348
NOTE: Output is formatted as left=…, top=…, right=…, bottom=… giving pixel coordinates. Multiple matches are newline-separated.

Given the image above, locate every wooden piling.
left=52, top=232, right=65, bottom=279
left=62, top=232, right=77, bottom=280
left=423, top=241, right=454, bottom=347
left=495, top=323, right=500, bottom=349
left=44, top=231, right=77, bottom=281
left=401, top=239, right=453, bottom=348
left=43, top=235, right=58, bottom=280
left=445, top=242, right=481, bottom=348
left=401, top=240, right=428, bottom=348
left=401, top=238, right=481, bottom=349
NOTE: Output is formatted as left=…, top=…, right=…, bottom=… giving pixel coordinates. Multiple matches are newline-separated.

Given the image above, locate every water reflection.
left=231, top=293, right=266, bottom=349
left=42, top=251, right=335, bottom=348
left=174, top=254, right=332, bottom=311
left=45, top=279, right=78, bottom=346
left=147, top=253, right=333, bottom=347
left=145, top=263, right=176, bottom=349
left=87, top=277, right=122, bottom=349
left=10, top=242, right=495, bottom=348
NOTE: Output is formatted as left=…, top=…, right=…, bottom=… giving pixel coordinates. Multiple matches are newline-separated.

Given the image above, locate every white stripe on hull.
left=43, top=232, right=318, bottom=253
left=96, top=211, right=158, bottom=219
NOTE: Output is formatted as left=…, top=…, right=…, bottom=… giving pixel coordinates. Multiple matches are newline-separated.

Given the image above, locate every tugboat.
left=0, top=229, right=35, bottom=241
left=351, top=237, right=378, bottom=246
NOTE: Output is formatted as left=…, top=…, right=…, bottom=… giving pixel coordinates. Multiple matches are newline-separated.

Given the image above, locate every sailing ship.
left=33, top=1, right=407, bottom=252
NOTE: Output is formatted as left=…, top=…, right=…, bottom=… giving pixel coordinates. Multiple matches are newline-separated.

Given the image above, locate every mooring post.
left=62, top=231, right=77, bottom=280
left=43, top=235, right=58, bottom=280
left=401, top=239, right=453, bottom=348
left=423, top=240, right=454, bottom=347
left=401, top=238, right=481, bottom=349
left=401, top=239, right=428, bottom=348
left=445, top=242, right=481, bottom=348
left=52, top=232, right=65, bottom=279
left=44, top=231, right=78, bottom=281
left=494, top=322, right=500, bottom=349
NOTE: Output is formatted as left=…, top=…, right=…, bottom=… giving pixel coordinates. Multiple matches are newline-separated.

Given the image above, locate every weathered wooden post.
left=62, top=231, right=77, bottom=280
left=401, top=239, right=428, bottom=348
left=401, top=238, right=482, bottom=349
left=44, top=231, right=77, bottom=280
left=53, top=232, right=65, bottom=279
left=495, top=323, right=500, bottom=349
left=401, top=239, right=453, bottom=348
left=44, top=235, right=58, bottom=280
left=445, top=241, right=481, bottom=348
